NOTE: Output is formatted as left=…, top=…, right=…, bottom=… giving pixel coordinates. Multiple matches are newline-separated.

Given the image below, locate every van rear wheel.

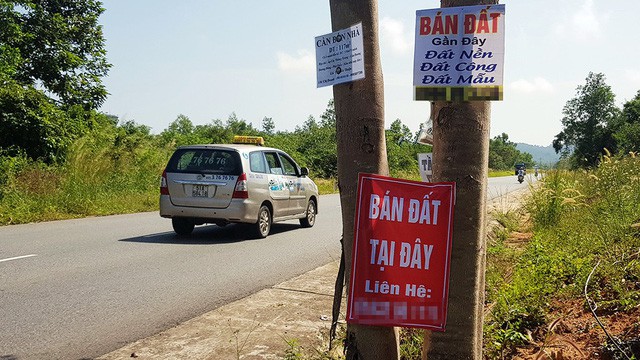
left=253, top=205, right=272, bottom=238
left=172, top=218, right=194, bottom=235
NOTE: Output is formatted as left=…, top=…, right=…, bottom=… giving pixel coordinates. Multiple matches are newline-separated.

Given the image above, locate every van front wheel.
left=300, top=199, right=316, bottom=228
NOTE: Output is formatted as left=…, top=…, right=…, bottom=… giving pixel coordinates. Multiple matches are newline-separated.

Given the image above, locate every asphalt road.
left=0, top=175, right=534, bottom=359
left=487, top=172, right=536, bottom=199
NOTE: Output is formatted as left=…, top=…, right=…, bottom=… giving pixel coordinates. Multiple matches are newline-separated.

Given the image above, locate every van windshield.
left=167, top=149, right=242, bottom=175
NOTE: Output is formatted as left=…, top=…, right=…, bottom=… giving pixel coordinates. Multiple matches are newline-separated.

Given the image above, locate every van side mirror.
left=300, top=167, right=309, bottom=176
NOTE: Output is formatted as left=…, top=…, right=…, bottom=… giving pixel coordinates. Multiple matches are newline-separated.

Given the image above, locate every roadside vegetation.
left=286, top=154, right=640, bottom=360
left=0, top=96, right=534, bottom=225
left=479, top=71, right=640, bottom=359
left=0, top=0, right=533, bottom=224
left=484, top=154, right=640, bottom=359
left=0, top=102, right=424, bottom=225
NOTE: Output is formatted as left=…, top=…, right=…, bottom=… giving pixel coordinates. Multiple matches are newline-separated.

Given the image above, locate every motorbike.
left=514, top=162, right=526, bottom=183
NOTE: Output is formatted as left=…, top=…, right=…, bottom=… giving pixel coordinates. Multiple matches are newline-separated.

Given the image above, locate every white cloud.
left=276, top=50, right=315, bottom=73
left=510, top=77, right=555, bottom=93
left=380, top=17, right=412, bottom=56
left=554, top=0, right=604, bottom=42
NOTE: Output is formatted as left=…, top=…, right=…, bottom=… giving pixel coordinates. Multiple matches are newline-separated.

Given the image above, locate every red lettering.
left=420, top=17, right=431, bottom=35
left=445, top=15, right=458, bottom=34
left=490, top=13, right=501, bottom=32
left=464, top=12, right=501, bottom=34
left=476, top=12, right=490, bottom=33
left=432, top=15, right=445, bottom=34
left=420, top=15, right=458, bottom=35
left=464, top=14, right=476, bottom=34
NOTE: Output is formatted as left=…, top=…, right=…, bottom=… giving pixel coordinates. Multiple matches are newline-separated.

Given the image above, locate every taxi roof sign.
left=232, top=135, right=264, bottom=146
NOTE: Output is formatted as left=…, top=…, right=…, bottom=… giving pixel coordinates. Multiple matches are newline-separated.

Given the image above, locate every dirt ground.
left=510, top=299, right=639, bottom=359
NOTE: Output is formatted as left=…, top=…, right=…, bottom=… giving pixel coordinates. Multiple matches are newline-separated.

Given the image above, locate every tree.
left=0, top=0, right=111, bottom=110
left=266, top=100, right=339, bottom=179
left=225, top=112, right=260, bottom=137
left=0, top=80, right=71, bottom=161
left=112, top=119, right=152, bottom=155
left=328, top=0, right=396, bottom=358
left=386, top=119, right=427, bottom=177
left=293, top=111, right=338, bottom=179
left=261, top=116, right=275, bottom=135
left=489, top=133, right=533, bottom=170
left=159, top=115, right=206, bottom=148
left=0, top=1, right=23, bottom=80
left=553, top=72, right=619, bottom=168
left=614, top=90, right=640, bottom=154
left=387, top=119, right=413, bottom=145
left=299, top=115, right=319, bottom=132
left=167, top=114, right=195, bottom=135
left=0, top=0, right=111, bottom=162
left=320, top=98, right=336, bottom=127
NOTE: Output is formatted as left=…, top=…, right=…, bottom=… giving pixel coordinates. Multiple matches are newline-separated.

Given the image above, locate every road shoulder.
left=98, top=261, right=341, bottom=359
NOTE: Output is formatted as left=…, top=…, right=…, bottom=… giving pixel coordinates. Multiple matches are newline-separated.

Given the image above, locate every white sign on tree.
left=417, top=153, right=433, bottom=182
left=315, top=23, right=365, bottom=88
left=413, top=5, right=505, bottom=101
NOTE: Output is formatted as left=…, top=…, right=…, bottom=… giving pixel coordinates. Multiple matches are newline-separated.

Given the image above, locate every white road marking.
left=0, top=254, right=38, bottom=263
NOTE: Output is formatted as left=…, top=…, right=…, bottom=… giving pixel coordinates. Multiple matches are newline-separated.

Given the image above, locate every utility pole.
left=328, top=0, right=399, bottom=358
left=423, top=0, right=498, bottom=359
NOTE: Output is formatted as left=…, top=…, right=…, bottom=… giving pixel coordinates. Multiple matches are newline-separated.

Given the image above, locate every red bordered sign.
left=346, top=173, right=456, bottom=330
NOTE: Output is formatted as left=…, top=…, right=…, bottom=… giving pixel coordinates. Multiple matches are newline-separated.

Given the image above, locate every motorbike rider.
left=517, top=168, right=525, bottom=183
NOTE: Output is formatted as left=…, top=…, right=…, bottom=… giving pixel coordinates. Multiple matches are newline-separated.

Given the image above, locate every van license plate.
left=192, top=185, right=208, bottom=197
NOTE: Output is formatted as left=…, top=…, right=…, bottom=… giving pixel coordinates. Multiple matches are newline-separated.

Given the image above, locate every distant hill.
left=516, top=143, right=561, bottom=166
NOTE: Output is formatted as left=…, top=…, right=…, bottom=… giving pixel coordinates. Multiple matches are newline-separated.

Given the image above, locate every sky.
left=98, top=0, right=640, bottom=147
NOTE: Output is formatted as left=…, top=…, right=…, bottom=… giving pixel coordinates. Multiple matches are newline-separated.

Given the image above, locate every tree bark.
left=329, top=0, right=398, bottom=359
left=424, top=102, right=490, bottom=360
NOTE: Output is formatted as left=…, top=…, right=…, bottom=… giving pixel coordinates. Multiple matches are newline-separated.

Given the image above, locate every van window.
left=167, top=149, right=241, bottom=175
left=249, top=152, right=267, bottom=173
left=264, top=152, right=283, bottom=175
left=279, top=154, right=298, bottom=176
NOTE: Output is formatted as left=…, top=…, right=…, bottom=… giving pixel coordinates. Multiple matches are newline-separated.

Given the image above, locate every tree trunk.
left=422, top=2, right=497, bottom=358
left=329, top=0, right=398, bottom=358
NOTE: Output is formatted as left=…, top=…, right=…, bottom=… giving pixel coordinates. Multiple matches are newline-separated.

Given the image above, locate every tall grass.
left=313, top=178, right=337, bottom=195
left=0, top=135, right=171, bottom=225
left=484, top=154, right=640, bottom=358
left=488, top=170, right=514, bottom=178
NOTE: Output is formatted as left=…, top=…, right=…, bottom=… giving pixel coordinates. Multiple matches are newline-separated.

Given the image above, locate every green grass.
left=0, top=137, right=169, bottom=225
left=314, top=178, right=337, bottom=195
left=489, top=170, right=514, bottom=177
left=484, top=154, right=640, bottom=358
left=0, top=153, right=522, bottom=225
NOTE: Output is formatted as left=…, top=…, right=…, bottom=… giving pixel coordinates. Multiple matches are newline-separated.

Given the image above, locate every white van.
left=160, top=137, right=319, bottom=238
